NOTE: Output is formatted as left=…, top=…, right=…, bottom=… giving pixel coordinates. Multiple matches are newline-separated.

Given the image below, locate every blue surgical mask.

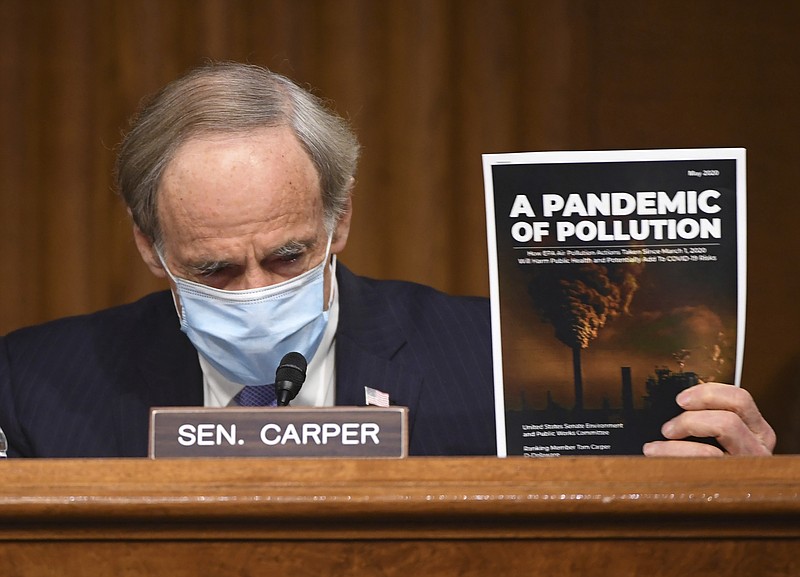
left=159, top=240, right=332, bottom=386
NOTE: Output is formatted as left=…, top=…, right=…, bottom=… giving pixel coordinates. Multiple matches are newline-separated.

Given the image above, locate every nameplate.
left=149, top=406, right=408, bottom=459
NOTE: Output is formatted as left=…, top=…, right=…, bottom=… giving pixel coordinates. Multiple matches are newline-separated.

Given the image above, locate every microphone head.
left=275, top=351, right=307, bottom=383
left=274, top=352, right=307, bottom=406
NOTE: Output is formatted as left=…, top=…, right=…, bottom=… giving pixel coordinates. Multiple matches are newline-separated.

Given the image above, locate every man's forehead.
left=162, top=126, right=318, bottom=183
left=158, top=127, right=321, bottom=210
left=152, top=124, right=329, bottom=268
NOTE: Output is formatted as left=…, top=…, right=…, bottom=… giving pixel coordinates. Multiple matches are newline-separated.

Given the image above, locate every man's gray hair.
left=115, top=62, right=360, bottom=244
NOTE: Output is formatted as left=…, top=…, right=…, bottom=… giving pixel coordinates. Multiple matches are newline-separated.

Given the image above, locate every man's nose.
left=237, top=266, right=277, bottom=290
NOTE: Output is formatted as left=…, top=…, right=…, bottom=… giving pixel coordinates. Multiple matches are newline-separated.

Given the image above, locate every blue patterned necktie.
left=234, top=384, right=278, bottom=407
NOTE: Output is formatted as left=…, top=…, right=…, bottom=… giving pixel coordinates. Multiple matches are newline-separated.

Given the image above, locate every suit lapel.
left=335, top=266, right=424, bottom=430
left=114, top=292, right=203, bottom=456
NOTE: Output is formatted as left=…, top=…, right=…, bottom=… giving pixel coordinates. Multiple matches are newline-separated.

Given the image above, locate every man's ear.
left=132, top=224, right=167, bottom=279
left=330, top=188, right=353, bottom=255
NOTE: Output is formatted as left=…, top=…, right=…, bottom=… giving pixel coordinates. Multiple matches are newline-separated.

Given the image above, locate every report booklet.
left=483, top=148, right=746, bottom=457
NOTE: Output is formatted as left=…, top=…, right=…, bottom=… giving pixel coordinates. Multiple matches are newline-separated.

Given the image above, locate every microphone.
left=274, top=352, right=308, bottom=407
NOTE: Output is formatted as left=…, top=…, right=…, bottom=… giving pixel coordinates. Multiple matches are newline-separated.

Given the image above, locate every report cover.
left=483, top=149, right=746, bottom=457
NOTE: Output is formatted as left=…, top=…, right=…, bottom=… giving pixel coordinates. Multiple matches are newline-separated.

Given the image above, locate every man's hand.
left=642, top=382, right=776, bottom=456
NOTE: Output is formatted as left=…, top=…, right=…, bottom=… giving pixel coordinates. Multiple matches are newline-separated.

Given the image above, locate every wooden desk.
left=1, top=457, right=798, bottom=576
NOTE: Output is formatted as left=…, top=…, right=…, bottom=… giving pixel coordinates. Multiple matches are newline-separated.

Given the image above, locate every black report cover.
left=483, top=149, right=746, bottom=457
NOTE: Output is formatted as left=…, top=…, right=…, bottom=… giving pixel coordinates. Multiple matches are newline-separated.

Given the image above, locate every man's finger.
left=643, top=439, right=723, bottom=457
left=661, top=409, right=773, bottom=455
left=675, top=383, right=776, bottom=452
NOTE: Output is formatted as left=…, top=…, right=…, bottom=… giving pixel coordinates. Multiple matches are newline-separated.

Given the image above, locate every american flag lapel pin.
left=364, top=386, right=390, bottom=407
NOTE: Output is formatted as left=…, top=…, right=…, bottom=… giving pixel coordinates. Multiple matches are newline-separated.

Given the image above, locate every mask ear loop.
left=323, top=233, right=336, bottom=310
left=155, top=248, right=176, bottom=281
left=155, top=248, right=186, bottom=322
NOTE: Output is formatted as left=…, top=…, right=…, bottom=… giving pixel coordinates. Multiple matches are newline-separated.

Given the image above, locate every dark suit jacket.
left=0, top=265, right=496, bottom=457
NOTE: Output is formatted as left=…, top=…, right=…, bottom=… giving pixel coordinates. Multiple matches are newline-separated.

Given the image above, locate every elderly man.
left=0, top=62, right=775, bottom=458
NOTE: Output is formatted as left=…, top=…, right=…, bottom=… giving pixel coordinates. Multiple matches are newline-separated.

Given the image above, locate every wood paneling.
left=1, top=0, right=798, bottom=450
left=0, top=457, right=798, bottom=575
